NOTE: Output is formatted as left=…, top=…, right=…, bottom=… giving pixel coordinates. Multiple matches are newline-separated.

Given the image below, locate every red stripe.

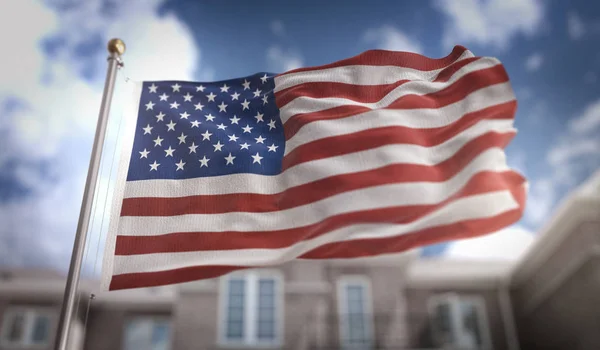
left=275, top=57, right=482, bottom=109
left=121, top=130, right=515, bottom=217
left=301, top=205, right=523, bottom=259
left=282, top=64, right=511, bottom=141
left=433, top=57, right=481, bottom=82
left=277, top=46, right=469, bottom=77
left=282, top=102, right=516, bottom=171
left=109, top=183, right=525, bottom=291
left=115, top=170, right=525, bottom=255
left=302, top=182, right=526, bottom=259
left=387, top=64, right=508, bottom=109
left=275, top=79, right=411, bottom=109
left=110, top=265, right=246, bottom=290
left=283, top=105, right=371, bottom=141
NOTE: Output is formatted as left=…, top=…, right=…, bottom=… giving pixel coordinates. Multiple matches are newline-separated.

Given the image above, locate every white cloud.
left=270, top=20, right=285, bottom=37
left=523, top=178, right=556, bottom=226
left=525, top=53, right=544, bottom=71
left=446, top=225, right=535, bottom=261
left=567, top=11, right=586, bottom=40
left=435, top=0, right=544, bottom=50
left=547, top=138, right=598, bottom=167
left=363, top=25, right=422, bottom=53
left=568, top=98, right=600, bottom=134
left=0, top=0, right=57, bottom=95
left=526, top=98, right=600, bottom=226
left=266, top=46, right=304, bottom=72
left=548, top=99, right=600, bottom=176
left=0, top=0, right=200, bottom=271
left=1, top=0, right=199, bottom=152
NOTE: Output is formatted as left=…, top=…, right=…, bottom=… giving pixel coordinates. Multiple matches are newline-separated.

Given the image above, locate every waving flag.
left=101, top=46, right=526, bottom=290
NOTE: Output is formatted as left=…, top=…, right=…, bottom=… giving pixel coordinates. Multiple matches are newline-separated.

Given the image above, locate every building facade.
left=1, top=170, right=598, bottom=350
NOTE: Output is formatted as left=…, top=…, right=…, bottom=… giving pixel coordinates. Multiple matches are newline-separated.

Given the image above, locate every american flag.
left=101, top=46, right=526, bottom=291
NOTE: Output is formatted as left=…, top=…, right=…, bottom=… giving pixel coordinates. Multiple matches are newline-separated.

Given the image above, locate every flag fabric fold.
left=101, top=46, right=526, bottom=291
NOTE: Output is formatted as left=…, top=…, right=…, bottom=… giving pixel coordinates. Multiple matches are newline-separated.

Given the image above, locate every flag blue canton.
left=127, top=73, right=284, bottom=181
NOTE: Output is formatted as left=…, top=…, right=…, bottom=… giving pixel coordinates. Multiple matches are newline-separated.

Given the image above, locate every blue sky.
left=1, top=0, right=599, bottom=273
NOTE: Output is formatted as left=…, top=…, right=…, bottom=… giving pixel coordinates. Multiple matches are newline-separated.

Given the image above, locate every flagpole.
left=54, top=38, right=125, bottom=350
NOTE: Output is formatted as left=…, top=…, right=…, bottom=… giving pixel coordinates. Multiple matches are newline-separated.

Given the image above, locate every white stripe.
left=279, top=57, right=502, bottom=123
left=274, top=49, right=475, bottom=92
left=118, top=148, right=511, bottom=236
left=284, top=83, right=515, bottom=155
left=113, top=190, right=519, bottom=275
left=123, top=120, right=515, bottom=199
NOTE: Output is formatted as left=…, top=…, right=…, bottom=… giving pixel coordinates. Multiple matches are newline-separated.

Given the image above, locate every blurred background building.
left=1, top=170, right=598, bottom=350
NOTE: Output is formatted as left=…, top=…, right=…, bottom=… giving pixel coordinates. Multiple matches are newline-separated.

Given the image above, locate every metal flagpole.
left=54, top=38, right=126, bottom=350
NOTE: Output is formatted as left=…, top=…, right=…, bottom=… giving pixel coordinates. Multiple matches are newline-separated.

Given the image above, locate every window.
left=123, top=317, right=171, bottom=350
left=0, top=307, right=53, bottom=347
left=337, top=276, right=374, bottom=349
left=219, top=271, right=283, bottom=347
left=428, top=294, right=492, bottom=350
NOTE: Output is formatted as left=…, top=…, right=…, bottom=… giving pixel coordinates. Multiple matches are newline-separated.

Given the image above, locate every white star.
left=190, top=120, right=201, bottom=128
left=220, top=84, right=230, bottom=93
left=194, top=102, right=204, bottom=111
left=240, top=142, right=250, bottom=150
left=145, top=101, right=155, bottom=110
left=267, top=143, right=279, bottom=152
left=177, top=132, right=187, bottom=144
left=183, top=92, right=193, bottom=102
left=166, top=120, right=176, bottom=131
left=260, top=74, right=269, bottom=83
left=153, top=136, right=164, bottom=147
left=171, top=83, right=181, bottom=92
left=228, top=134, right=239, bottom=142
left=241, top=99, right=250, bottom=110
left=164, top=146, right=175, bottom=157
left=159, top=93, right=169, bottom=101
left=179, top=111, right=190, bottom=119
left=188, top=142, right=198, bottom=154
left=242, top=125, right=253, bottom=133
left=155, top=112, right=165, bottom=122
left=148, top=84, right=158, bottom=93
left=230, top=115, right=240, bottom=124
left=254, top=112, right=264, bottom=123
left=268, top=119, right=277, bottom=130
left=201, top=130, right=212, bottom=141
left=213, top=141, right=224, bottom=152
left=262, top=95, right=269, bottom=105
left=170, top=101, right=180, bottom=109
left=205, top=113, right=216, bottom=122
left=206, top=92, right=216, bottom=102
left=199, top=155, right=210, bottom=167
left=143, top=124, right=153, bottom=135
left=175, top=159, right=186, bottom=171
left=196, top=85, right=205, bottom=92
left=231, top=92, right=240, bottom=100
left=218, top=101, right=228, bottom=112
left=149, top=161, right=160, bottom=171
left=242, top=79, right=251, bottom=90
left=217, top=123, right=227, bottom=130
left=251, top=152, right=263, bottom=164
left=253, top=88, right=262, bottom=98
left=139, top=148, right=150, bottom=158
left=225, top=152, right=236, bottom=165
left=255, top=135, right=266, bottom=144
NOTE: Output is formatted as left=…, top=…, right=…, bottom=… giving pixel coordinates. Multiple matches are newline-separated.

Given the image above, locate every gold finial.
left=107, top=38, right=126, bottom=56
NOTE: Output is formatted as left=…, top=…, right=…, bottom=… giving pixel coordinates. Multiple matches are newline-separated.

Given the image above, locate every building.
left=0, top=171, right=598, bottom=350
